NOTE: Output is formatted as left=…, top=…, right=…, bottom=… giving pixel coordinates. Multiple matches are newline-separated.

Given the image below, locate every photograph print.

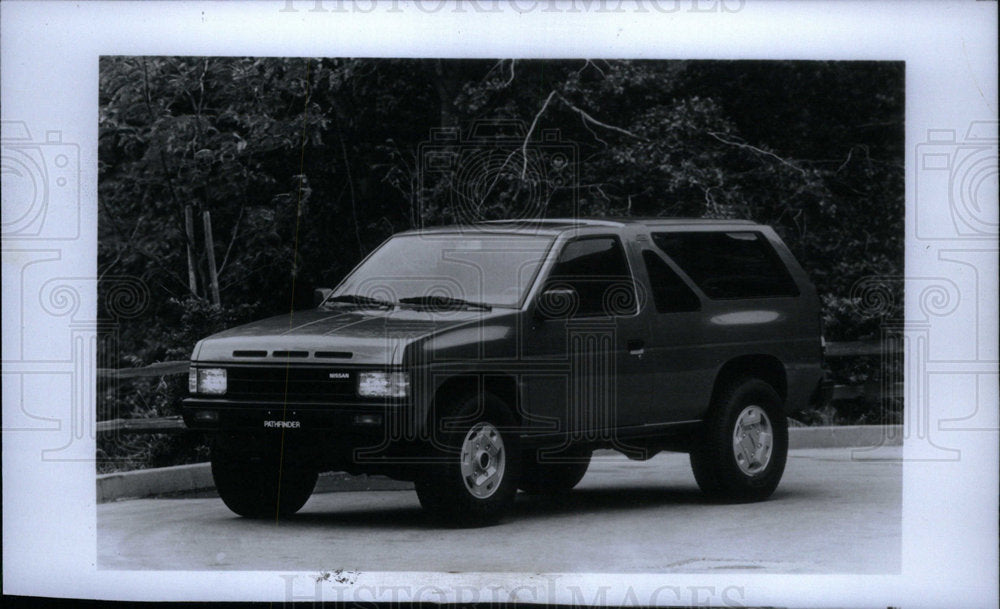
left=96, top=57, right=904, bottom=574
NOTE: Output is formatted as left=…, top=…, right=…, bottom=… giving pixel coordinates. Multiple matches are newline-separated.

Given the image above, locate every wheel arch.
left=428, top=373, right=522, bottom=427
left=711, top=354, right=788, bottom=406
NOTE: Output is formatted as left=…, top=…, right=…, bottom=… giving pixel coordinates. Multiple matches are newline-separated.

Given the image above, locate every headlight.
left=191, top=367, right=227, bottom=395
left=357, top=371, right=409, bottom=398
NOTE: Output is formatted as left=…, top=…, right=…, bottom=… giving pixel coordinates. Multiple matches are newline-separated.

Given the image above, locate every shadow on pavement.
left=514, top=486, right=709, bottom=517
left=277, top=484, right=797, bottom=529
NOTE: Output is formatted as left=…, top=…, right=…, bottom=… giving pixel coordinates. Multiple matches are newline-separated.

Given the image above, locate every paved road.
left=98, top=447, right=901, bottom=573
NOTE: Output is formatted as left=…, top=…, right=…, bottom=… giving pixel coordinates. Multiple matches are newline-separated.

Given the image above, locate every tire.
left=519, top=447, right=592, bottom=495
left=690, top=377, right=788, bottom=502
left=211, top=438, right=318, bottom=519
left=414, top=392, right=521, bottom=527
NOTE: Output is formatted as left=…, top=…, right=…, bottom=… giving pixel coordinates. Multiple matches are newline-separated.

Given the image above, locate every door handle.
left=627, top=339, right=645, bottom=356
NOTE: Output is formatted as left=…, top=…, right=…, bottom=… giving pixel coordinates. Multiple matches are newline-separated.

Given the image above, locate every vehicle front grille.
left=225, top=366, right=356, bottom=402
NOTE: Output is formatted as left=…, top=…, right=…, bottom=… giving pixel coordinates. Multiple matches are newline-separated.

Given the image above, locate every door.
left=524, top=235, right=651, bottom=438
left=635, top=247, right=712, bottom=423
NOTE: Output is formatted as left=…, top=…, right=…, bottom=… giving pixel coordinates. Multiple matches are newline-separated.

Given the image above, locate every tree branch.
left=98, top=212, right=144, bottom=282
left=503, top=59, right=516, bottom=87
left=519, top=90, right=559, bottom=179
left=334, top=116, right=364, bottom=256
left=706, top=131, right=807, bottom=176
left=216, top=204, right=244, bottom=277
left=519, top=90, right=646, bottom=179
left=576, top=59, right=605, bottom=77
left=141, top=58, right=195, bottom=248
left=555, top=92, right=646, bottom=141
left=98, top=195, right=198, bottom=298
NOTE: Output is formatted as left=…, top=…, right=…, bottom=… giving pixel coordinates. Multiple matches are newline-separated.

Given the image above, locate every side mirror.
left=534, top=286, right=578, bottom=320
left=314, top=288, right=333, bottom=308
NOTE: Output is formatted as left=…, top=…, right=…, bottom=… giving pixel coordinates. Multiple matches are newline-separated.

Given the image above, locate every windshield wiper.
left=322, top=294, right=396, bottom=309
left=398, top=296, right=492, bottom=311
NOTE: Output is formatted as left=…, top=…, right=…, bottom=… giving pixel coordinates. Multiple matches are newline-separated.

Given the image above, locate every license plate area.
left=263, top=419, right=301, bottom=429
left=263, top=409, right=302, bottom=429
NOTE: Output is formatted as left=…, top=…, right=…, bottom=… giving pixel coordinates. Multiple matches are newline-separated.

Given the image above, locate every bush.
left=97, top=297, right=261, bottom=472
left=97, top=432, right=209, bottom=475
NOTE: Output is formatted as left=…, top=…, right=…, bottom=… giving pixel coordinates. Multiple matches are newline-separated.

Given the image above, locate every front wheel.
left=211, top=438, right=318, bottom=519
left=414, top=392, right=521, bottom=526
left=690, top=377, right=788, bottom=502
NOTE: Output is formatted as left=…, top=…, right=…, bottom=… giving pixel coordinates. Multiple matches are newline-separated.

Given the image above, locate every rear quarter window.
left=651, top=231, right=799, bottom=299
left=641, top=250, right=701, bottom=313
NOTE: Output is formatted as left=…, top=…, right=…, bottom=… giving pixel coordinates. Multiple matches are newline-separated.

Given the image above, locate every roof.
left=483, top=217, right=759, bottom=227
left=398, top=217, right=760, bottom=236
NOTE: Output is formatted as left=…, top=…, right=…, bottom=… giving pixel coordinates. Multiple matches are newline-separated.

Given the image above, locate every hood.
left=192, top=307, right=509, bottom=365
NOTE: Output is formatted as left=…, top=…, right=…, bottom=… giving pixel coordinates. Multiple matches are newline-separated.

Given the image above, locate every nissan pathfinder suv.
left=184, top=218, right=825, bottom=525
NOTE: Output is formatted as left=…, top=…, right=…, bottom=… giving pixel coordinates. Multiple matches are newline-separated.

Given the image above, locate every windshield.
left=333, top=232, right=557, bottom=308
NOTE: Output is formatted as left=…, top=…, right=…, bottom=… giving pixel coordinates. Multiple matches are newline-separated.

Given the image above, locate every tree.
left=98, top=57, right=903, bottom=366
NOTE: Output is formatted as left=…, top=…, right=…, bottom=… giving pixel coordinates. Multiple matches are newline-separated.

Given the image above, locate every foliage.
left=97, top=58, right=904, bottom=466
left=98, top=58, right=903, bottom=363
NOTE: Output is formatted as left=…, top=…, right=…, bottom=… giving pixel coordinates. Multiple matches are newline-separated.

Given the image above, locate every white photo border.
left=2, top=1, right=997, bottom=606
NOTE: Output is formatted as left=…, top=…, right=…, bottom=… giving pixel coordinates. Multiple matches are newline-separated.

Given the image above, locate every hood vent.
left=233, top=350, right=353, bottom=359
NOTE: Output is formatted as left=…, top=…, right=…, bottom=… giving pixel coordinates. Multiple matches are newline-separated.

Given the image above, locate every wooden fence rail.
left=97, top=416, right=185, bottom=434
left=823, top=340, right=894, bottom=358
left=98, top=360, right=189, bottom=379
left=96, top=341, right=900, bottom=434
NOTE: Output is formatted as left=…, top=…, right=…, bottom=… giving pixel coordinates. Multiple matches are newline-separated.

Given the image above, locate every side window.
left=546, top=237, right=636, bottom=317
left=651, top=231, right=799, bottom=299
left=641, top=250, right=701, bottom=313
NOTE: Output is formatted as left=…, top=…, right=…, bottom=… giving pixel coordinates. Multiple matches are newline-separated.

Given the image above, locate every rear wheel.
left=414, top=392, right=521, bottom=526
left=211, top=437, right=318, bottom=519
left=690, top=377, right=788, bottom=502
left=519, top=447, right=592, bottom=494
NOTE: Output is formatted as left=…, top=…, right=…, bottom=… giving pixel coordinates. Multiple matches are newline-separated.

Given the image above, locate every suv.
left=184, top=218, right=824, bottom=525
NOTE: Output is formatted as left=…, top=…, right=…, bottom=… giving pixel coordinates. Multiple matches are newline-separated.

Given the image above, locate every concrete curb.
left=98, top=462, right=215, bottom=503
left=97, top=424, right=903, bottom=503
left=788, top=424, right=902, bottom=449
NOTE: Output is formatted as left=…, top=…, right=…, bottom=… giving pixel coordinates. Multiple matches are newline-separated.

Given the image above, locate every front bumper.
left=181, top=397, right=406, bottom=433
left=183, top=397, right=428, bottom=476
